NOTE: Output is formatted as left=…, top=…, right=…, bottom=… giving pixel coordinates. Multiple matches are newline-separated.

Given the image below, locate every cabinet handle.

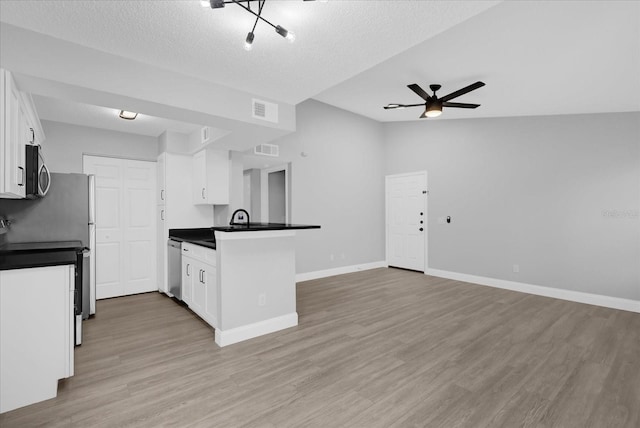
left=201, top=188, right=206, bottom=200
left=30, top=128, right=35, bottom=144
left=186, top=264, right=191, bottom=276
left=200, top=269, right=204, bottom=283
left=160, top=189, right=165, bottom=201
left=17, top=167, right=24, bottom=186
left=183, top=248, right=189, bottom=252
left=160, top=210, right=165, bottom=221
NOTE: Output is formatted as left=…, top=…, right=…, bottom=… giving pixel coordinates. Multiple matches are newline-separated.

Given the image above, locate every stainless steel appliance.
left=25, top=145, right=51, bottom=198
left=88, top=175, right=96, bottom=316
left=0, top=173, right=96, bottom=344
left=168, top=239, right=182, bottom=300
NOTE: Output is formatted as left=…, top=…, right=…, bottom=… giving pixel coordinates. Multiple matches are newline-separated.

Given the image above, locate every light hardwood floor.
left=1, top=268, right=639, bottom=427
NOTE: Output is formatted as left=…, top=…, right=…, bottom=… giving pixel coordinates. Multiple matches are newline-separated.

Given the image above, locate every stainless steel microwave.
left=25, top=145, right=51, bottom=198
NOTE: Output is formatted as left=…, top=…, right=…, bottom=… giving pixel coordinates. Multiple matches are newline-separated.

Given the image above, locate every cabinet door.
left=203, top=265, right=218, bottom=328
left=181, top=255, right=193, bottom=306
left=192, top=151, right=207, bottom=205
left=191, top=262, right=206, bottom=318
left=157, top=153, right=166, bottom=205
left=157, top=205, right=167, bottom=294
left=1, top=73, right=26, bottom=198
left=207, top=149, right=229, bottom=205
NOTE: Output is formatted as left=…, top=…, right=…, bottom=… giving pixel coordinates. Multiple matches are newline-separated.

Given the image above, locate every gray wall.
left=275, top=99, right=386, bottom=274
left=245, top=169, right=261, bottom=221
left=0, top=173, right=89, bottom=246
left=268, top=170, right=286, bottom=223
left=383, top=112, right=640, bottom=300
left=41, top=120, right=158, bottom=173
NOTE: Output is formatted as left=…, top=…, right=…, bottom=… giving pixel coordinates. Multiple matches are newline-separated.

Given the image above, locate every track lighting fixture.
left=202, top=0, right=319, bottom=49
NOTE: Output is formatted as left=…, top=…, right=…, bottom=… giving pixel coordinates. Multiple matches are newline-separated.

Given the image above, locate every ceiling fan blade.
left=384, top=103, right=425, bottom=110
left=419, top=109, right=429, bottom=119
left=440, top=81, right=485, bottom=102
left=442, top=102, right=480, bottom=109
left=408, top=84, right=431, bottom=101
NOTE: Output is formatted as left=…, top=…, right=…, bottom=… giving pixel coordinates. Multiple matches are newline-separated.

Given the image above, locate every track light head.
left=210, top=0, right=226, bottom=8
left=244, top=32, right=255, bottom=51
left=275, top=25, right=295, bottom=42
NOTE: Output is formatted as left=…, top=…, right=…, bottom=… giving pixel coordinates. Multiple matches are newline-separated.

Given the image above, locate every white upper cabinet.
left=192, top=149, right=229, bottom=205
left=157, top=152, right=166, bottom=205
left=1, top=69, right=45, bottom=199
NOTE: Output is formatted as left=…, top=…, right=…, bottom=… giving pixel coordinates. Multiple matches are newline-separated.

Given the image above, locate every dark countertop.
left=0, top=240, right=86, bottom=271
left=169, top=228, right=217, bottom=250
left=211, top=223, right=321, bottom=233
left=169, top=224, right=320, bottom=250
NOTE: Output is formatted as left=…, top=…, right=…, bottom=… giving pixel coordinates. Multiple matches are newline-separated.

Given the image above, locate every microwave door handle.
left=39, top=163, right=51, bottom=195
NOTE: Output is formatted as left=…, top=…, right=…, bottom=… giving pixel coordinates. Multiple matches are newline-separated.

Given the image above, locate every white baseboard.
left=214, top=312, right=298, bottom=347
left=296, top=261, right=388, bottom=282
left=425, top=268, right=640, bottom=314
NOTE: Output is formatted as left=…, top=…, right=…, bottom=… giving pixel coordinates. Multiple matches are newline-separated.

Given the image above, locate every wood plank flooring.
left=1, top=268, right=638, bottom=427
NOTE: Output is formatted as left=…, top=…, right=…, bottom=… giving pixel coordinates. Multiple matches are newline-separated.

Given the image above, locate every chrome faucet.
left=230, top=209, right=250, bottom=227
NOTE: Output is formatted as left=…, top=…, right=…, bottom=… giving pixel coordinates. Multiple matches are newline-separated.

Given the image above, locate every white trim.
left=425, top=268, right=640, bottom=314
left=296, top=261, right=388, bottom=282
left=214, top=312, right=298, bottom=347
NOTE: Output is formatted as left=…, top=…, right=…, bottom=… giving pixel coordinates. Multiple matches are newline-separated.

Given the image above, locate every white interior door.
left=83, top=155, right=156, bottom=299
left=386, top=172, right=427, bottom=272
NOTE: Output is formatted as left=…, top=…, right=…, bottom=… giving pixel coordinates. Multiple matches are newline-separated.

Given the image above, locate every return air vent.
left=252, top=99, right=279, bottom=123
left=254, top=143, right=279, bottom=157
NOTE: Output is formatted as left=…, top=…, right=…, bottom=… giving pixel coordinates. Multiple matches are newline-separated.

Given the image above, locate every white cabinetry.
left=0, top=265, right=74, bottom=413
left=181, top=253, right=193, bottom=306
left=192, top=149, right=230, bottom=205
left=181, top=242, right=218, bottom=328
left=156, top=152, right=213, bottom=294
left=1, top=69, right=45, bottom=199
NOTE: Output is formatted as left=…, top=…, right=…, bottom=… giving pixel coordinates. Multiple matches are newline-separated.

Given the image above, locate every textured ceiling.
left=0, top=0, right=500, bottom=105
left=314, top=0, right=640, bottom=121
left=32, top=95, right=201, bottom=137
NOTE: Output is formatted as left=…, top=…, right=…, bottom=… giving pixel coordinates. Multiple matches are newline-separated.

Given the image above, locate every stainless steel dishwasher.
left=167, top=239, right=182, bottom=301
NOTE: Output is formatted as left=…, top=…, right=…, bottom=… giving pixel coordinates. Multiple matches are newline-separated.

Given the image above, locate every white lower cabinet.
left=181, top=243, right=218, bottom=329
left=0, top=265, right=74, bottom=414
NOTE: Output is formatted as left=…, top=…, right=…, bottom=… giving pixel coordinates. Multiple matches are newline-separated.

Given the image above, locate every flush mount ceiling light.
left=384, top=82, right=486, bottom=119
left=201, top=0, right=321, bottom=50
left=118, top=110, right=138, bottom=120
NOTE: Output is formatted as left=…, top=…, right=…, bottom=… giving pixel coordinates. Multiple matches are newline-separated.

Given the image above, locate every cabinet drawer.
left=181, top=242, right=216, bottom=266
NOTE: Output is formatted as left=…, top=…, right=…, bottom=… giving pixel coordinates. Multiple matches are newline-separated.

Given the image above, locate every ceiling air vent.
left=252, top=98, right=279, bottom=123
left=254, top=143, right=280, bottom=157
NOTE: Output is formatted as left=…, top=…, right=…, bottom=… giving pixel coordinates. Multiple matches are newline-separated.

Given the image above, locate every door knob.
left=419, top=228, right=424, bottom=232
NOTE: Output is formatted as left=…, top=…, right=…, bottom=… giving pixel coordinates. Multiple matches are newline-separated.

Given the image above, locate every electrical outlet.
left=341, top=253, right=346, bottom=260
left=513, top=264, right=520, bottom=273
left=258, top=293, right=266, bottom=306
left=330, top=254, right=334, bottom=261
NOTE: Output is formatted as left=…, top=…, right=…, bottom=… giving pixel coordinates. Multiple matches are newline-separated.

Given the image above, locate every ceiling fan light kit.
left=385, top=81, right=486, bottom=119
left=203, top=0, right=319, bottom=50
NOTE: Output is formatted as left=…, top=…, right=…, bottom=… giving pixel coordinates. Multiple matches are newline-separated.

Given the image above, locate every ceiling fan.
left=384, top=81, right=486, bottom=118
